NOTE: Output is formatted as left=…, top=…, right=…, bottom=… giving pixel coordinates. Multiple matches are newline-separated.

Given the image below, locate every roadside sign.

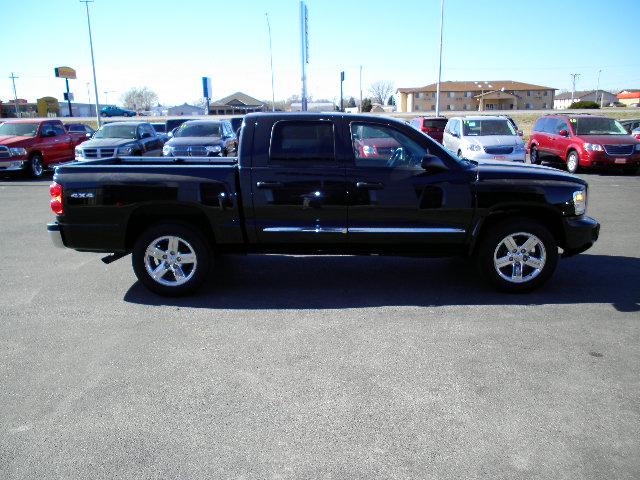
left=202, top=77, right=212, bottom=99
left=54, top=66, right=77, bottom=79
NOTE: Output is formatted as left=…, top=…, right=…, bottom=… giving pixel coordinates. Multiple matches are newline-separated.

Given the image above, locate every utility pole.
left=340, top=71, right=345, bottom=112
left=81, top=0, right=101, bottom=126
left=266, top=13, right=276, bottom=112
left=435, top=0, right=445, bottom=116
left=596, top=69, right=603, bottom=108
left=86, top=82, right=91, bottom=104
left=570, top=73, right=580, bottom=104
left=299, top=1, right=309, bottom=111
left=359, top=65, right=363, bottom=113
left=9, top=72, right=19, bottom=117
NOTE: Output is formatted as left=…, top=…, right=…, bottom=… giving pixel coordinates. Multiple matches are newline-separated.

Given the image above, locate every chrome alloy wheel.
left=493, top=232, right=546, bottom=284
left=32, top=156, right=44, bottom=177
left=143, top=235, right=197, bottom=287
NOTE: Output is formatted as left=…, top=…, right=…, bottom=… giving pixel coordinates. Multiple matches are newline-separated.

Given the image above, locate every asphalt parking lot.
left=1, top=170, right=639, bottom=479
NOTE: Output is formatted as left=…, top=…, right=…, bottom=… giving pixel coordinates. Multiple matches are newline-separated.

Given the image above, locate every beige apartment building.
left=397, top=80, right=556, bottom=112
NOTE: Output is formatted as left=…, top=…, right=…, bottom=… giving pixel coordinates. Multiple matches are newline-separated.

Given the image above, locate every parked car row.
left=409, top=113, right=640, bottom=174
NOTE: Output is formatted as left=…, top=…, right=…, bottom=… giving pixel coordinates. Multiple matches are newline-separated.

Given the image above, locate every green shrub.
left=569, top=101, right=600, bottom=109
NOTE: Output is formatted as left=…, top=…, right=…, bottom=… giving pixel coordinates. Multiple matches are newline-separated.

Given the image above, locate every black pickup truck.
left=48, top=113, right=599, bottom=296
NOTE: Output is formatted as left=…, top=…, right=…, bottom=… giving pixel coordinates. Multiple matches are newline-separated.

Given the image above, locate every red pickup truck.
left=0, top=119, right=90, bottom=178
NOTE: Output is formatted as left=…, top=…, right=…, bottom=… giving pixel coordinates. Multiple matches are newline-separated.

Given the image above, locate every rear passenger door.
left=249, top=118, right=349, bottom=244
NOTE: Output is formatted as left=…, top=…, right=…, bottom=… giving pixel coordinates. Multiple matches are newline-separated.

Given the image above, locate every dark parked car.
left=74, top=121, right=164, bottom=160
left=165, top=118, right=197, bottom=138
left=49, top=113, right=599, bottom=296
left=528, top=114, right=640, bottom=174
left=620, top=118, right=640, bottom=134
left=65, top=123, right=95, bottom=137
left=162, top=120, right=237, bottom=157
left=409, top=116, right=447, bottom=143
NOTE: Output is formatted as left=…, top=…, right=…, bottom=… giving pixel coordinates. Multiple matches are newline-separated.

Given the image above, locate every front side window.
left=53, top=124, right=66, bottom=136
left=462, top=119, right=516, bottom=136
left=270, top=121, right=335, bottom=161
left=351, top=122, right=428, bottom=168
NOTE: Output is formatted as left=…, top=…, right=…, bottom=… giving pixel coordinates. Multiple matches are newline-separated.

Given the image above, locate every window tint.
left=351, top=122, right=428, bottom=168
left=533, top=118, right=546, bottom=132
left=53, top=124, right=66, bottom=136
left=270, top=121, right=335, bottom=161
left=423, top=119, right=447, bottom=128
left=555, top=120, right=570, bottom=134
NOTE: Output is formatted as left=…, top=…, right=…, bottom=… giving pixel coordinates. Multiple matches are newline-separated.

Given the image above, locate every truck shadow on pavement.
left=124, top=253, right=640, bottom=312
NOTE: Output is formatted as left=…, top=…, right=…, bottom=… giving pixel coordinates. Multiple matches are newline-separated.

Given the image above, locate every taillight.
left=50, top=182, right=64, bottom=215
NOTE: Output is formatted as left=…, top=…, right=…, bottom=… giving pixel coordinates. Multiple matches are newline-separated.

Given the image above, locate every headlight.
left=75, top=147, right=84, bottom=158
left=584, top=143, right=603, bottom=152
left=162, top=145, right=174, bottom=156
left=466, top=144, right=482, bottom=151
left=205, top=145, right=222, bottom=154
left=9, top=147, right=27, bottom=157
left=117, top=145, right=134, bottom=155
left=573, top=190, right=587, bottom=215
left=635, top=143, right=640, bottom=152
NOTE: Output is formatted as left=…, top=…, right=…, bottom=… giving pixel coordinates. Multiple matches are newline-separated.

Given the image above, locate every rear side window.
left=270, top=121, right=335, bottom=161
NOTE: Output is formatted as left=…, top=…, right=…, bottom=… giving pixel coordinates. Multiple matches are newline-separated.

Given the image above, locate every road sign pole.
left=65, top=78, right=73, bottom=117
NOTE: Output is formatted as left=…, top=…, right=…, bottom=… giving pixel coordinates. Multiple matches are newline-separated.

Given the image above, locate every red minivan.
left=409, top=116, right=448, bottom=144
left=528, top=114, right=640, bottom=174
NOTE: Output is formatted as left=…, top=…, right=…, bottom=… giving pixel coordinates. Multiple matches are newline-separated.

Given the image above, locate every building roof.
left=555, top=90, right=613, bottom=100
left=211, top=91, right=264, bottom=107
left=398, top=80, right=555, bottom=93
left=618, top=91, right=640, bottom=99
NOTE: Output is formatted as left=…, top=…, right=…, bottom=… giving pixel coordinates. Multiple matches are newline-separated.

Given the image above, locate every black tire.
left=476, top=219, right=558, bottom=293
left=29, top=153, right=45, bottom=178
left=132, top=223, right=211, bottom=296
left=566, top=151, right=580, bottom=174
left=530, top=145, right=540, bottom=165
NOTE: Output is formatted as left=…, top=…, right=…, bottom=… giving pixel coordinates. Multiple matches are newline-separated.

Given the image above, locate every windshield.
left=174, top=123, right=221, bottom=137
left=151, top=124, right=165, bottom=133
left=423, top=119, right=447, bottom=128
left=572, top=117, right=627, bottom=135
left=0, top=123, right=39, bottom=137
left=463, top=119, right=515, bottom=136
left=93, top=124, right=137, bottom=139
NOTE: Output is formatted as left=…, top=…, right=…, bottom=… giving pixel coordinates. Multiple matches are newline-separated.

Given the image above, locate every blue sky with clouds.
left=1, top=0, right=639, bottom=106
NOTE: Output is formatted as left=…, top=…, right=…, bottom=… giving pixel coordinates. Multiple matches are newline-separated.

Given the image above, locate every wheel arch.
left=470, top=207, right=566, bottom=256
left=124, top=203, right=216, bottom=251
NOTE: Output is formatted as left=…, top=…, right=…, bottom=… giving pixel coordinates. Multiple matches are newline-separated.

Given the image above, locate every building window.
left=415, top=92, right=422, bottom=99
left=527, top=91, right=531, bottom=97
left=430, top=104, right=435, bottom=110
left=431, top=92, right=436, bottom=98
left=462, top=104, right=467, bottom=110
left=465, top=91, right=473, bottom=98
left=447, top=104, right=454, bottom=110
left=543, top=103, right=548, bottom=109
left=448, top=92, right=455, bottom=98
left=543, top=91, right=548, bottom=96
left=415, top=104, right=420, bottom=111
left=525, top=103, right=532, bottom=109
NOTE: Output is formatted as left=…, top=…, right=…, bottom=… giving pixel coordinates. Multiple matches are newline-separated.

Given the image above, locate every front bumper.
left=465, top=151, right=526, bottom=162
left=561, top=215, right=600, bottom=257
left=581, top=150, right=640, bottom=168
left=47, top=223, right=65, bottom=248
left=0, top=159, right=28, bottom=171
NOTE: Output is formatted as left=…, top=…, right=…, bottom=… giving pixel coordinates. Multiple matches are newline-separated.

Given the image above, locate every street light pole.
left=596, top=69, right=602, bottom=108
left=9, top=72, right=19, bottom=117
left=435, top=0, right=444, bottom=116
left=359, top=65, right=363, bottom=112
left=340, top=71, right=344, bottom=112
left=81, top=0, right=101, bottom=126
left=266, top=13, right=276, bottom=112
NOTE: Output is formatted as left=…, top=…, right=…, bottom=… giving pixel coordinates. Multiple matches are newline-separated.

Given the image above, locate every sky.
left=1, top=0, right=639, bottom=107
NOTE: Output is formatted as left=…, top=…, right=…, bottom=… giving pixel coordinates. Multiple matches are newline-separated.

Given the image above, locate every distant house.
left=617, top=90, right=640, bottom=107
left=209, top=92, right=265, bottom=115
left=167, top=103, right=205, bottom=116
left=554, top=90, right=617, bottom=109
left=397, top=80, right=555, bottom=112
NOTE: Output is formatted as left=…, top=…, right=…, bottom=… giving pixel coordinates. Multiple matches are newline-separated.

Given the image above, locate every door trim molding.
left=262, top=227, right=465, bottom=234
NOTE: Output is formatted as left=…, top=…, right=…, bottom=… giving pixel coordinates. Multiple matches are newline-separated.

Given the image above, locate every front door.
left=250, top=118, right=348, bottom=245
left=345, top=121, right=474, bottom=250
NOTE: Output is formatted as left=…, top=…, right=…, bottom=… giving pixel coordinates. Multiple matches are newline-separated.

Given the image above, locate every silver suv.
left=442, top=115, right=526, bottom=162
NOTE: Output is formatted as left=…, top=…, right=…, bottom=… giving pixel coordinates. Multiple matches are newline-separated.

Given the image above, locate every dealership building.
left=397, top=80, right=556, bottom=112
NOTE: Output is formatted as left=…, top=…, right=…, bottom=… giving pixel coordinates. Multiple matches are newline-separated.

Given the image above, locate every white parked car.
left=442, top=116, right=526, bottom=162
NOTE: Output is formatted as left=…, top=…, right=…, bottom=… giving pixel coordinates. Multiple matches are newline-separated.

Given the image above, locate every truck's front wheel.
left=132, top=223, right=210, bottom=296
left=476, top=220, right=558, bottom=293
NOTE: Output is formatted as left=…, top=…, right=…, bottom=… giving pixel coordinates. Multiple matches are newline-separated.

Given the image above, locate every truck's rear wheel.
left=476, top=219, right=558, bottom=293
left=132, top=223, right=210, bottom=296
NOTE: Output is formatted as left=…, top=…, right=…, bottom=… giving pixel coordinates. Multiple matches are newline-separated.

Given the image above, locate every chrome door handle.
left=356, top=181, right=384, bottom=189
left=256, top=181, right=283, bottom=188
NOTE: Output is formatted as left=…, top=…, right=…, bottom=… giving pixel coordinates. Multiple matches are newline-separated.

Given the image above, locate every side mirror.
left=85, top=132, right=92, bottom=138
left=517, top=129, right=524, bottom=137
left=559, top=129, right=569, bottom=137
left=421, top=154, right=448, bottom=173
left=141, top=132, right=151, bottom=139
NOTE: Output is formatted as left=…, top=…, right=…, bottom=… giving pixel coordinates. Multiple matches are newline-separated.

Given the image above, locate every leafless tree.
left=121, top=87, right=159, bottom=112
left=369, top=81, right=395, bottom=105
